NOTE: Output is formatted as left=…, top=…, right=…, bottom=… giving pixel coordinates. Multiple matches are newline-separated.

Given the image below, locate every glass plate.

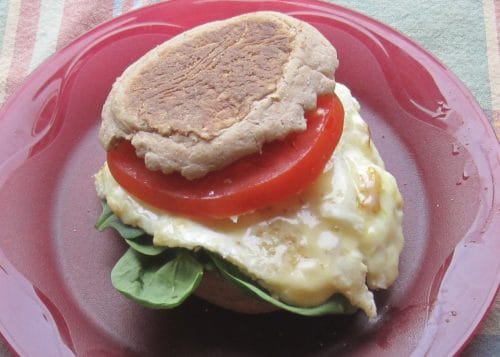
left=0, top=1, right=499, bottom=356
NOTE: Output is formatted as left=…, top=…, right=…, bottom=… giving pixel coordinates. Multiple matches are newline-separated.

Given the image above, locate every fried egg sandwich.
left=94, top=11, right=404, bottom=318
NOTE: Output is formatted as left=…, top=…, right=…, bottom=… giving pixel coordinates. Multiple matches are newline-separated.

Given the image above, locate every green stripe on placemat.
left=0, top=342, right=12, bottom=357
left=331, top=0, right=491, bottom=111
left=463, top=334, right=500, bottom=356
left=0, top=0, right=8, bottom=53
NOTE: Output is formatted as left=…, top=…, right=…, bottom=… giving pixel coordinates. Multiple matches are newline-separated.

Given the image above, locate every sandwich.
left=94, top=11, right=404, bottom=318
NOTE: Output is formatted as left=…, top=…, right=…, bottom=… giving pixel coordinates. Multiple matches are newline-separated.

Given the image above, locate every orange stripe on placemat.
left=57, top=0, right=114, bottom=51
left=122, top=0, right=133, bottom=12
left=4, top=0, right=41, bottom=100
left=496, top=0, right=500, bottom=52
left=483, top=0, right=500, bottom=139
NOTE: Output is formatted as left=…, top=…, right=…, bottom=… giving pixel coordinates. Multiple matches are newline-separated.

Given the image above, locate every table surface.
left=0, top=0, right=498, bottom=356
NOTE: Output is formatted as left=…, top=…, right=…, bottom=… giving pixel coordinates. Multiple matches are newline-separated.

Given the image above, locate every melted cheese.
left=95, top=84, right=404, bottom=318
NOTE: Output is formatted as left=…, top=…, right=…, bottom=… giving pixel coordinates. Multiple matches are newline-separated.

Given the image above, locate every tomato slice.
left=107, top=93, right=344, bottom=219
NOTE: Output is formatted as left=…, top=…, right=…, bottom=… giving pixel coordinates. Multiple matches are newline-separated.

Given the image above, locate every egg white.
left=95, top=83, right=404, bottom=318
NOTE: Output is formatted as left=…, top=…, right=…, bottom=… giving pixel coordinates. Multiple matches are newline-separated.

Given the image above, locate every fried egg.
left=95, top=83, right=404, bottom=318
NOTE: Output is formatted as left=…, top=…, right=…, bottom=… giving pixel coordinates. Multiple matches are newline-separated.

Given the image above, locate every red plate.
left=0, top=1, right=499, bottom=356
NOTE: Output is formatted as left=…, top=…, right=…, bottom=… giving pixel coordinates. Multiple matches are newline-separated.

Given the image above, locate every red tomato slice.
left=107, top=93, right=344, bottom=219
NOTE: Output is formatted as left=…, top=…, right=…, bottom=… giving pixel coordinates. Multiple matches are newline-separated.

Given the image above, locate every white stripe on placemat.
left=0, top=0, right=21, bottom=104
left=113, top=0, right=124, bottom=17
left=28, top=0, right=65, bottom=73
left=483, top=0, right=500, bottom=111
left=133, top=0, right=143, bottom=10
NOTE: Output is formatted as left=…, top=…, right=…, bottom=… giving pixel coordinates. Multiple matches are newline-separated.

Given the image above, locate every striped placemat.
left=0, top=1, right=498, bottom=356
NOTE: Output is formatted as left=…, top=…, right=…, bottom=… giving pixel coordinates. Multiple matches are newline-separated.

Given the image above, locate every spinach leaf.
left=95, top=201, right=145, bottom=239
left=208, top=253, right=356, bottom=316
left=96, top=201, right=165, bottom=255
left=124, top=235, right=167, bottom=256
left=111, top=248, right=203, bottom=309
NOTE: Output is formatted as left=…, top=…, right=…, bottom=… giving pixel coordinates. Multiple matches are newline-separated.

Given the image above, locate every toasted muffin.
left=99, top=12, right=338, bottom=179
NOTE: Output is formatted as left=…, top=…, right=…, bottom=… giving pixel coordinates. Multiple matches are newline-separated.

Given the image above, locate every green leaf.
left=124, top=236, right=167, bottom=256
left=208, top=253, right=356, bottom=316
left=95, top=201, right=145, bottom=239
left=95, top=200, right=113, bottom=228
left=96, top=201, right=165, bottom=255
left=111, top=248, right=203, bottom=309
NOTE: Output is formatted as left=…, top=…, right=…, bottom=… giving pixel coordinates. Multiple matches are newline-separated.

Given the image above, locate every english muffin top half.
left=99, top=12, right=338, bottom=179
